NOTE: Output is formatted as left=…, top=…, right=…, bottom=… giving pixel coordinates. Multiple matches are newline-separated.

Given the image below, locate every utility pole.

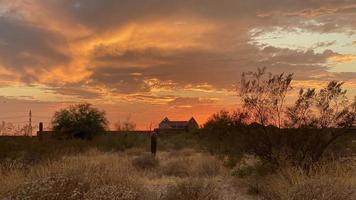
left=29, top=110, right=32, bottom=137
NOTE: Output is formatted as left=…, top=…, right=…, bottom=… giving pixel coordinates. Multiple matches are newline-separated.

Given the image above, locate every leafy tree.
left=52, top=103, right=108, bottom=140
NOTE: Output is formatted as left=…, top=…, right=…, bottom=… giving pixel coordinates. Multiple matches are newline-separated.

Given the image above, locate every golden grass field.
left=1, top=147, right=355, bottom=200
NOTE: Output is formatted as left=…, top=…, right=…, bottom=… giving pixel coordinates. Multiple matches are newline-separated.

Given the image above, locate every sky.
left=0, top=0, right=355, bottom=130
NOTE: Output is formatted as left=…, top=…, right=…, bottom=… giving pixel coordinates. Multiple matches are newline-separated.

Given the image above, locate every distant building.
left=157, top=117, right=199, bottom=132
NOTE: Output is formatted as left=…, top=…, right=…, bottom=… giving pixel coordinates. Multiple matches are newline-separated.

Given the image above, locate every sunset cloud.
left=0, top=0, right=355, bottom=128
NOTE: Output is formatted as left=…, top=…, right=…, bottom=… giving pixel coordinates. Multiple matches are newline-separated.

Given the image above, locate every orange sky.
left=0, top=0, right=355, bottom=130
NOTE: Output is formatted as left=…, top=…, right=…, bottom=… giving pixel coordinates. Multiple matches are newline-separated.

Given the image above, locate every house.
left=157, top=117, right=199, bottom=132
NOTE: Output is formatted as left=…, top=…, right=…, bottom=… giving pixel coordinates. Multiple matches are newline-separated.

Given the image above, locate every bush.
left=163, top=179, right=219, bottom=200
left=52, top=103, right=108, bottom=140
left=131, top=154, right=159, bottom=170
left=202, top=116, right=356, bottom=170
left=288, top=179, right=354, bottom=200
left=201, top=110, right=247, bottom=159
left=193, top=156, right=222, bottom=177
left=258, top=162, right=356, bottom=200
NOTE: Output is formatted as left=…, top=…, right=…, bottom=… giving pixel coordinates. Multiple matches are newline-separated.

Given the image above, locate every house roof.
left=159, top=117, right=197, bottom=129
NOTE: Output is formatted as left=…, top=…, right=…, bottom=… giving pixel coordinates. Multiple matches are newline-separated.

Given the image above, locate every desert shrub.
left=201, top=69, right=356, bottom=170
left=193, top=156, right=222, bottom=177
left=201, top=110, right=247, bottom=160
left=202, top=116, right=356, bottom=170
left=288, top=179, right=353, bottom=200
left=261, top=178, right=354, bottom=200
left=131, top=154, right=159, bottom=170
left=258, top=162, right=356, bottom=200
left=84, top=185, right=141, bottom=200
left=161, top=159, right=190, bottom=177
left=243, top=127, right=356, bottom=169
left=6, top=175, right=90, bottom=200
left=163, top=179, right=219, bottom=200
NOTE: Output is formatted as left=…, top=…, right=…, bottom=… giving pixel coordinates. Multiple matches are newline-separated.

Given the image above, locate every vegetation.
left=52, top=103, right=108, bottom=140
left=201, top=68, right=356, bottom=170
left=0, top=149, right=236, bottom=200
left=1, top=68, right=355, bottom=199
left=0, top=133, right=150, bottom=170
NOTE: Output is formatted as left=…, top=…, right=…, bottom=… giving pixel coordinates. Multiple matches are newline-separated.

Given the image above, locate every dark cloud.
left=36, top=0, right=356, bottom=30
left=50, top=87, right=102, bottom=99
left=0, top=16, right=70, bottom=76
left=0, top=0, right=355, bottom=98
left=89, top=66, right=151, bottom=94
left=88, top=44, right=346, bottom=94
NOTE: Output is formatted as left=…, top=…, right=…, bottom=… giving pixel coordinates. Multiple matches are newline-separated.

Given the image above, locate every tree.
left=316, top=81, right=350, bottom=128
left=286, top=88, right=316, bottom=128
left=52, top=103, right=108, bottom=140
left=287, top=81, right=355, bottom=129
left=240, top=67, right=293, bottom=128
left=238, top=68, right=356, bottom=169
left=238, top=68, right=293, bottom=167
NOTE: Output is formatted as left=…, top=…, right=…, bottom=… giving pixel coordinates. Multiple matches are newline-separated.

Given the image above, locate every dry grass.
left=163, top=178, right=219, bottom=200
left=256, top=161, right=356, bottom=200
left=0, top=149, right=230, bottom=200
left=131, top=153, right=159, bottom=170
left=1, top=149, right=145, bottom=199
left=160, top=158, right=191, bottom=177
left=7, top=175, right=90, bottom=200
left=1, top=147, right=355, bottom=200
left=158, top=152, right=223, bottom=178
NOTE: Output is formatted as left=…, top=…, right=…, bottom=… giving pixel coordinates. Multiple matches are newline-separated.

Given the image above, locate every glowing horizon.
left=0, top=0, right=355, bottom=130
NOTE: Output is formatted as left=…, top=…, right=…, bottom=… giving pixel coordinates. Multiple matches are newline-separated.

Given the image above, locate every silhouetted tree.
left=286, top=88, right=317, bottom=128
left=240, top=67, right=293, bottom=128
left=317, top=81, right=351, bottom=128
left=52, top=103, right=108, bottom=140
left=287, top=82, right=355, bottom=129
left=237, top=68, right=356, bottom=168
